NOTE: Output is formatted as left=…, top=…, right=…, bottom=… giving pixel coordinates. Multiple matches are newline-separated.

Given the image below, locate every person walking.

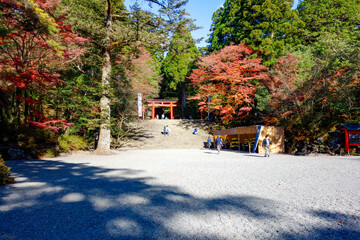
left=262, top=135, right=272, bottom=157
left=207, top=136, right=212, bottom=149
left=215, top=136, right=223, bottom=154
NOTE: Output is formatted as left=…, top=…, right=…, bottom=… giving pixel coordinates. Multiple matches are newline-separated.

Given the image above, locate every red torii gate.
left=144, top=99, right=178, bottom=119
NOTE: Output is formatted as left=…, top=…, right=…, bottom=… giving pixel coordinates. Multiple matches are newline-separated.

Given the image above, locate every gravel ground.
left=1, top=149, right=360, bottom=240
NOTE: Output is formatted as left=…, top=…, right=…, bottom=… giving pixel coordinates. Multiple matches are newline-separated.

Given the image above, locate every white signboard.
left=138, top=93, right=142, bottom=117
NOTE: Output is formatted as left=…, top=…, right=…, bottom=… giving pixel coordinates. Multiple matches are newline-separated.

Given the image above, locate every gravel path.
left=1, top=149, right=360, bottom=240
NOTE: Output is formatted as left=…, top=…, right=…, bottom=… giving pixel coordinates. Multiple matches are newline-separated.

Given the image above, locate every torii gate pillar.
left=170, top=102, right=173, bottom=119
left=152, top=102, right=155, bottom=119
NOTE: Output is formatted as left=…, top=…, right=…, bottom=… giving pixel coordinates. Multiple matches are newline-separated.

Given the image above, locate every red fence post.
left=344, top=129, right=349, bottom=153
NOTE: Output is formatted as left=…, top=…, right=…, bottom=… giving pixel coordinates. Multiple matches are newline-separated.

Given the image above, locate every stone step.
left=120, top=119, right=213, bottom=150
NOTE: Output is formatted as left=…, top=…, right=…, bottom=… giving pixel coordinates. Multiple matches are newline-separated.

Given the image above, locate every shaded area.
left=1, top=159, right=359, bottom=239
left=0, top=159, right=274, bottom=239
left=175, top=119, right=216, bottom=132
left=116, top=125, right=155, bottom=149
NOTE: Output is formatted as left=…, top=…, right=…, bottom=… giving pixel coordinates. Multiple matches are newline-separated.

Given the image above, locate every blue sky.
left=124, top=0, right=301, bottom=47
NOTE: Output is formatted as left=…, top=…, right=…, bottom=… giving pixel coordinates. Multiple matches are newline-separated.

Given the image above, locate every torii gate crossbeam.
left=144, top=99, right=178, bottom=119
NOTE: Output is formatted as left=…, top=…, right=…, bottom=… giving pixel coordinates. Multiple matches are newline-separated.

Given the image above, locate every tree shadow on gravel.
left=1, top=159, right=359, bottom=240
left=121, top=126, right=155, bottom=144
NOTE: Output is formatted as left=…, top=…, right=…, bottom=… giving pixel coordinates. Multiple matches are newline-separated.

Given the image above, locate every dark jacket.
left=262, top=138, right=272, bottom=147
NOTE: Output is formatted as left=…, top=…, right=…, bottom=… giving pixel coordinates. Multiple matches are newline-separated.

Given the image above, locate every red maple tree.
left=189, top=44, right=268, bottom=122
left=0, top=0, right=87, bottom=132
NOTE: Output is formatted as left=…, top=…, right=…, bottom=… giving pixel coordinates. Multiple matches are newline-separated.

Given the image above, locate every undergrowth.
left=0, top=154, right=14, bottom=186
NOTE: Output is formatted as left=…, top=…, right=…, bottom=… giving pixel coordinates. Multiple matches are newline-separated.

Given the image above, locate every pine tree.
left=128, top=3, right=165, bottom=56
left=161, top=23, right=200, bottom=116
left=298, top=0, right=360, bottom=44
left=208, top=0, right=305, bottom=65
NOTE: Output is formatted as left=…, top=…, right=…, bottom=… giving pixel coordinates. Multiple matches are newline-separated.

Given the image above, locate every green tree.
left=60, top=0, right=129, bottom=154
left=50, top=68, right=101, bottom=136
left=161, top=23, right=200, bottom=116
left=298, top=0, right=360, bottom=44
left=208, top=0, right=305, bottom=65
left=60, top=0, right=195, bottom=152
left=265, top=34, right=360, bottom=143
left=127, top=2, right=167, bottom=60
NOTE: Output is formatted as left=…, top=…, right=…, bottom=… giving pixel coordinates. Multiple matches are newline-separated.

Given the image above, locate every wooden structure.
left=340, top=124, right=360, bottom=153
left=213, top=125, right=285, bottom=154
left=145, top=99, right=178, bottom=120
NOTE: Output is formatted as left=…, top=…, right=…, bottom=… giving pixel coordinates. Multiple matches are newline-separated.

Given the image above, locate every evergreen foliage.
left=161, top=23, right=200, bottom=98
left=298, top=0, right=360, bottom=44
left=208, top=0, right=305, bottom=65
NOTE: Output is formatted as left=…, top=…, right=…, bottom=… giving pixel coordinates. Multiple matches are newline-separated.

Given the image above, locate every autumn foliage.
left=189, top=44, right=268, bottom=122
left=0, top=0, right=87, bottom=132
left=125, top=45, right=161, bottom=99
left=265, top=54, right=305, bottom=122
left=265, top=50, right=359, bottom=142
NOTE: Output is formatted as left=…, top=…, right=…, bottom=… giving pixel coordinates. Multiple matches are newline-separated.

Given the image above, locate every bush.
left=17, top=127, right=59, bottom=158
left=58, top=134, right=88, bottom=152
left=0, top=154, right=14, bottom=186
left=3, top=126, right=89, bottom=159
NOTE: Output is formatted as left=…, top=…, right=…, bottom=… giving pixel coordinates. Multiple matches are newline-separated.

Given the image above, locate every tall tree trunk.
left=94, top=0, right=113, bottom=155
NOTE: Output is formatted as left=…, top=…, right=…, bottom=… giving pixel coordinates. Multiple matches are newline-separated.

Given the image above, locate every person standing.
left=215, top=136, right=223, bottom=154
left=262, top=135, right=272, bottom=157
left=207, top=136, right=212, bottom=149
left=165, top=125, right=170, bottom=136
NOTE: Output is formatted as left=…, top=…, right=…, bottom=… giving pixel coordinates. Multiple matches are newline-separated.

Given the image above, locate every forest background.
left=0, top=0, right=359, bottom=161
